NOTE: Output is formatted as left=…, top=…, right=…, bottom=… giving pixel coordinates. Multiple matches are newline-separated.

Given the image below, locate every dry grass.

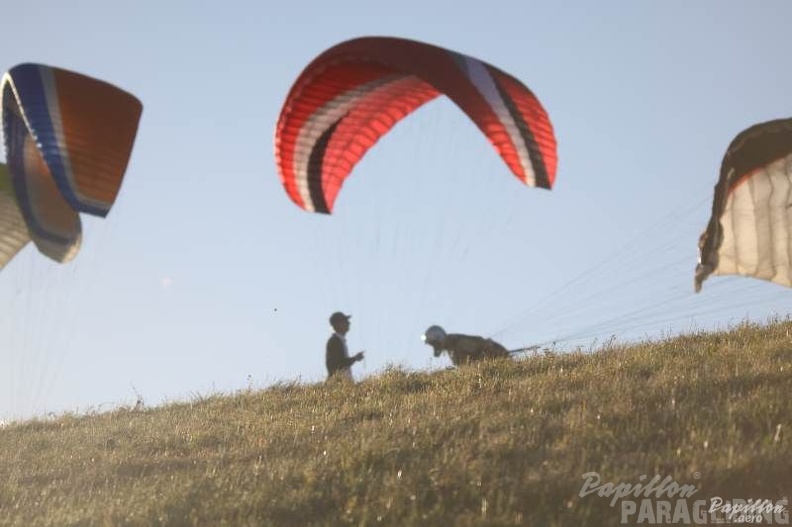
left=1, top=319, right=790, bottom=526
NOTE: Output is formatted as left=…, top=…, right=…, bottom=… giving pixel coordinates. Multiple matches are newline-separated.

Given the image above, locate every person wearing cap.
left=326, top=311, right=365, bottom=381
left=422, top=325, right=510, bottom=366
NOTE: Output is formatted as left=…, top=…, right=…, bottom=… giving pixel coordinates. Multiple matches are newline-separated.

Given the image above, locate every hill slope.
left=1, top=320, right=791, bottom=526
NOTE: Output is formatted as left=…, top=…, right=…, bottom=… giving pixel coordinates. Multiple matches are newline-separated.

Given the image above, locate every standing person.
left=422, top=325, right=510, bottom=366
left=326, top=311, right=365, bottom=381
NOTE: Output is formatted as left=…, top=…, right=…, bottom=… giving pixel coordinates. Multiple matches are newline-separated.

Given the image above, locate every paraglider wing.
left=1, top=63, right=141, bottom=263
left=695, top=118, right=792, bottom=291
left=275, top=36, right=557, bottom=213
left=0, top=163, right=30, bottom=269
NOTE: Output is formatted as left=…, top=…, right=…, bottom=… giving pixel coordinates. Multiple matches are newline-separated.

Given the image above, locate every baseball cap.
left=329, top=312, right=351, bottom=326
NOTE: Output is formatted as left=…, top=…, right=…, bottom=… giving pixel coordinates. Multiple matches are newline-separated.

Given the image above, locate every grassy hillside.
left=1, top=319, right=790, bottom=526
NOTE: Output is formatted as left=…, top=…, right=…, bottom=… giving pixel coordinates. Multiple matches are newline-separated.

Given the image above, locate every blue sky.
left=1, top=1, right=790, bottom=420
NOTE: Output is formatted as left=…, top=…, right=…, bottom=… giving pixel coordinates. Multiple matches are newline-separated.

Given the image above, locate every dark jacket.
left=326, top=333, right=357, bottom=379
left=439, top=334, right=510, bottom=366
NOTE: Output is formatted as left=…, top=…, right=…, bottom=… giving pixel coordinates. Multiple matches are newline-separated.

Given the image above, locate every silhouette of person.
left=326, top=312, right=364, bottom=380
left=422, top=325, right=510, bottom=366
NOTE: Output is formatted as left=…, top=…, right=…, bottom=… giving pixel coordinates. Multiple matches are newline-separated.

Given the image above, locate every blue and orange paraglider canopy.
left=0, top=63, right=142, bottom=267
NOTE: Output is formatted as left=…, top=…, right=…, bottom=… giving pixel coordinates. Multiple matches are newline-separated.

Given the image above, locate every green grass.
left=1, top=319, right=790, bottom=526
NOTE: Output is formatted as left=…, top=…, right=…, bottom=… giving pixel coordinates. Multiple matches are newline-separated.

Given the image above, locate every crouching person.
left=422, top=325, right=510, bottom=366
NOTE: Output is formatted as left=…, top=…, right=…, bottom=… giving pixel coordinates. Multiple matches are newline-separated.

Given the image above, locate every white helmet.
left=422, top=325, right=447, bottom=346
